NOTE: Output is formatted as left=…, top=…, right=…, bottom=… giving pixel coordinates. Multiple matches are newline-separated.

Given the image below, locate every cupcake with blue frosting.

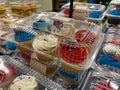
left=32, top=19, right=52, bottom=31
left=107, top=8, right=120, bottom=25
left=14, top=27, right=35, bottom=61
left=6, top=41, right=17, bottom=50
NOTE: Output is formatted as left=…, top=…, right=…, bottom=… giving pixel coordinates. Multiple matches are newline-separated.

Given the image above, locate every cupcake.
left=74, top=30, right=96, bottom=50
left=88, top=10, right=103, bottom=24
left=0, top=63, right=16, bottom=88
left=107, top=8, right=120, bottom=25
left=32, top=34, right=58, bottom=62
left=52, top=22, right=74, bottom=38
left=6, top=41, right=17, bottom=50
left=14, top=27, right=35, bottom=61
left=73, top=6, right=89, bottom=20
left=102, top=43, right=120, bottom=62
left=33, top=19, right=52, bottom=31
left=9, top=75, right=37, bottom=90
left=59, top=40, right=88, bottom=73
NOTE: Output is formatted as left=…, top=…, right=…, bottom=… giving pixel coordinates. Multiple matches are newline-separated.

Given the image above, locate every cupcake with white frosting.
left=9, top=75, right=37, bottom=90
left=32, top=34, right=58, bottom=62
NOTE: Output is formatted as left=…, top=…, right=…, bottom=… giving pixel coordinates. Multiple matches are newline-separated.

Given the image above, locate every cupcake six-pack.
left=0, top=0, right=120, bottom=90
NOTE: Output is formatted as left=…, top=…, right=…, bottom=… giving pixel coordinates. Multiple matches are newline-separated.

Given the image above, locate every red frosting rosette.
left=74, top=30, right=96, bottom=44
left=59, top=40, right=88, bottom=63
left=0, top=64, right=16, bottom=83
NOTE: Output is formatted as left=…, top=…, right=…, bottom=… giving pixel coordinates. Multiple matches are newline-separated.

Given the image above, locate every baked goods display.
left=1, top=0, right=120, bottom=89
left=9, top=1, right=38, bottom=16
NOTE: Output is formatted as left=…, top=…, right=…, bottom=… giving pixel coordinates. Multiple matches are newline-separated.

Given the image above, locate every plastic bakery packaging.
left=57, top=20, right=104, bottom=85
left=94, top=27, right=120, bottom=74
left=87, top=4, right=106, bottom=24
left=82, top=69, right=120, bottom=90
left=0, top=56, right=50, bottom=90
left=60, top=2, right=105, bottom=23
left=105, top=5, right=120, bottom=25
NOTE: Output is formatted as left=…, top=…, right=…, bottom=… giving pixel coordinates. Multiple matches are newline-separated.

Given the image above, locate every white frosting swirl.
left=32, top=34, right=58, bottom=51
left=9, top=75, right=37, bottom=90
left=103, top=43, right=120, bottom=56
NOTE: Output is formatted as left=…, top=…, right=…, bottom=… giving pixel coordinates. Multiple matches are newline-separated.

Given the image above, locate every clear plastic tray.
left=0, top=56, right=65, bottom=90
left=105, top=5, right=120, bottom=19
left=58, top=22, right=104, bottom=71
left=94, top=27, right=120, bottom=74
left=59, top=2, right=105, bottom=23
left=82, top=69, right=120, bottom=90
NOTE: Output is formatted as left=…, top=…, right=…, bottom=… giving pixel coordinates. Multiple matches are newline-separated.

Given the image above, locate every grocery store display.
left=1, top=0, right=120, bottom=89
left=9, top=75, right=38, bottom=90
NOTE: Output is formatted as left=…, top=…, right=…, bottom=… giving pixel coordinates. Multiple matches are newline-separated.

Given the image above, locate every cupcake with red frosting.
left=0, top=63, right=16, bottom=88
left=59, top=40, right=88, bottom=73
left=58, top=40, right=88, bottom=82
left=74, top=29, right=96, bottom=50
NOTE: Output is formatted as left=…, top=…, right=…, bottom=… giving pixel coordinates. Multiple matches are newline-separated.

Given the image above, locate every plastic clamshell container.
left=94, top=26, right=120, bottom=74
left=110, top=0, right=120, bottom=5
left=58, top=20, right=104, bottom=71
left=82, top=69, right=120, bottom=90
left=0, top=56, right=65, bottom=90
left=105, top=5, right=120, bottom=19
left=60, top=2, right=105, bottom=23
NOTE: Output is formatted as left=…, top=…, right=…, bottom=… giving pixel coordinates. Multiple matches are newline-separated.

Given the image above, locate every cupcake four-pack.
left=0, top=0, right=120, bottom=89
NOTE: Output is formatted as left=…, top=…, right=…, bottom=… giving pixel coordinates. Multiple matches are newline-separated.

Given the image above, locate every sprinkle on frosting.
left=9, top=75, right=37, bottom=90
left=32, top=34, right=58, bottom=51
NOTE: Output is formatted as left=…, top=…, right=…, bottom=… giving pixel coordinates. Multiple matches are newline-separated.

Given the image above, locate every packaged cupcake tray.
left=93, top=27, right=120, bottom=74
left=59, top=2, right=105, bottom=24
left=81, top=69, right=120, bottom=90
left=0, top=55, right=65, bottom=90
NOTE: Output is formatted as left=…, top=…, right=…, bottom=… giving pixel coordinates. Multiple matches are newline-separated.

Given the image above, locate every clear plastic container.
left=0, top=56, right=65, bottom=90
left=82, top=69, right=120, bottom=90
left=105, top=5, right=120, bottom=25
left=59, top=2, right=105, bottom=23
left=94, top=27, right=120, bottom=74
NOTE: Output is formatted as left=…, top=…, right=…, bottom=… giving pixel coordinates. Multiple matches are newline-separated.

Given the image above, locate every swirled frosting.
left=9, top=75, right=37, bottom=90
left=59, top=40, right=88, bottom=63
left=32, top=34, right=58, bottom=51
left=14, top=27, right=35, bottom=42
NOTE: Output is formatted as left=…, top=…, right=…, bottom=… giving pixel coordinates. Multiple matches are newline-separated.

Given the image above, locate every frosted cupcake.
left=9, top=75, right=37, bottom=90
left=52, top=22, right=74, bottom=38
left=74, top=30, right=96, bottom=50
left=59, top=40, right=88, bottom=73
left=14, top=27, right=35, bottom=61
left=32, top=34, right=58, bottom=62
left=0, top=63, right=16, bottom=88
left=73, top=6, right=89, bottom=20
